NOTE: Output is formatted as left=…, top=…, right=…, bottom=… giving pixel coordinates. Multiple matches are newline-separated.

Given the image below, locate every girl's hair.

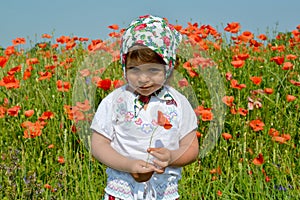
left=125, top=45, right=166, bottom=66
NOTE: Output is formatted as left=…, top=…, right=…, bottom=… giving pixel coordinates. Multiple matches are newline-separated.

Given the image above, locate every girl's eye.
left=149, top=68, right=162, bottom=73
left=127, top=67, right=140, bottom=72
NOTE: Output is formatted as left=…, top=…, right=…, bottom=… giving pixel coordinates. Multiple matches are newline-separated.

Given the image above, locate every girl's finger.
left=147, top=147, right=161, bottom=153
left=153, top=159, right=168, bottom=168
left=149, top=150, right=165, bottom=160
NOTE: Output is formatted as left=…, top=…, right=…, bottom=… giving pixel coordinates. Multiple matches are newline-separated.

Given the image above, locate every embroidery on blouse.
left=133, top=86, right=177, bottom=117
left=113, top=86, right=178, bottom=135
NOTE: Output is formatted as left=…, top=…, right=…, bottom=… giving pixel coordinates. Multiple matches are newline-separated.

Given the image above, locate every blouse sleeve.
left=90, top=97, right=114, bottom=140
left=178, top=95, right=198, bottom=140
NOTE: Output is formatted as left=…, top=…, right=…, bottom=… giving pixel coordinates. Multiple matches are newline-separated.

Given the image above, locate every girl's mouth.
left=139, top=86, right=152, bottom=90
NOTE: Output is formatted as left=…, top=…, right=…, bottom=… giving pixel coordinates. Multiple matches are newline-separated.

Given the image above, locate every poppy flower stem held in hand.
left=145, top=110, right=173, bottom=167
left=145, top=126, right=159, bottom=167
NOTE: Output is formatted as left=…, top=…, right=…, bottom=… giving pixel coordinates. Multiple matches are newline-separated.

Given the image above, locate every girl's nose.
left=138, top=72, right=150, bottom=83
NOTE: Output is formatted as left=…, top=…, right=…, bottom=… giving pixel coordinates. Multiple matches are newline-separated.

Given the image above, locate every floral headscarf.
left=120, top=14, right=182, bottom=78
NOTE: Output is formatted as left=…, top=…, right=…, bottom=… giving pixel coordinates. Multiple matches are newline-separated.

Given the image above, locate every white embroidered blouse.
left=90, top=85, right=198, bottom=200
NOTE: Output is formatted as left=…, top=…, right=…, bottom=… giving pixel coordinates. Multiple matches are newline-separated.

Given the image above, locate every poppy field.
left=0, top=21, right=300, bottom=199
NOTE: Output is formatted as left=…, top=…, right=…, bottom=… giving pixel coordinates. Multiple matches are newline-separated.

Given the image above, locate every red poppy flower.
left=44, top=65, right=56, bottom=71
left=257, top=34, right=267, bottom=40
left=23, top=70, right=31, bottom=80
left=0, top=56, right=8, bottom=68
left=230, top=107, right=237, bottom=115
left=222, top=133, right=232, bottom=140
left=252, top=153, right=264, bottom=165
left=64, top=105, right=73, bottom=120
left=38, top=71, right=52, bottom=81
left=270, top=56, right=284, bottom=65
left=286, top=54, right=297, bottom=60
left=196, top=131, right=202, bottom=138
left=250, top=76, right=262, bottom=85
left=231, top=60, right=245, bottom=68
left=26, top=58, right=39, bottom=65
left=79, top=37, right=89, bottom=42
left=234, top=53, right=250, bottom=61
left=56, top=35, right=71, bottom=44
left=200, top=110, right=213, bottom=121
left=42, top=34, right=52, bottom=39
left=225, top=72, right=233, bottom=81
left=173, top=25, right=182, bottom=32
left=187, top=69, right=198, bottom=77
left=189, top=55, right=215, bottom=68
left=52, top=44, right=58, bottom=49
left=222, top=96, right=234, bottom=107
left=57, top=156, right=65, bottom=164
left=44, top=184, right=52, bottom=189
left=224, top=22, right=240, bottom=33
left=113, top=80, right=125, bottom=88
left=0, top=75, right=20, bottom=89
left=238, top=108, right=248, bottom=116
left=282, top=134, right=291, bottom=141
left=5, top=46, right=15, bottom=56
left=268, top=128, right=280, bottom=137
left=194, top=105, right=204, bottom=116
left=210, top=166, right=222, bottom=175
left=157, top=110, right=172, bottom=129
left=230, top=79, right=246, bottom=90
left=65, top=41, right=76, bottom=50
left=56, top=80, right=71, bottom=92
left=282, top=62, right=294, bottom=70
left=286, top=95, right=296, bottom=102
left=108, top=24, right=119, bottom=30
left=37, top=43, right=47, bottom=49
left=76, top=99, right=91, bottom=111
left=250, top=39, right=263, bottom=48
left=71, top=125, right=77, bottom=133
left=183, top=61, right=192, bottom=70
left=238, top=31, right=254, bottom=42
left=7, top=105, right=21, bottom=117
left=178, top=78, right=189, bottom=87
left=271, top=45, right=285, bottom=52
left=290, top=80, right=300, bottom=86
left=24, top=110, right=34, bottom=117
left=272, top=136, right=287, bottom=144
left=97, top=79, right=111, bottom=90
left=264, top=88, right=273, bottom=94
left=0, top=106, right=7, bottom=118
left=22, top=121, right=44, bottom=138
left=265, top=176, right=271, bottom=182
left=7, top=65, right=21, bottom=75
left=249, top=119, right=265, bottom=132
left=73, top=110, right=85, bottom=122
left=12, top=37, right=26, bottom=46
left=79, top=69, right=91, bottom=77
left=109, top=32, right=121, bottom=38
left=39, top=111, right=54, bottom=121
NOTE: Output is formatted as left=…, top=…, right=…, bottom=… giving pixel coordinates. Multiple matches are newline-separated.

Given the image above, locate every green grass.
left=0, top=25, right=299, bottom=199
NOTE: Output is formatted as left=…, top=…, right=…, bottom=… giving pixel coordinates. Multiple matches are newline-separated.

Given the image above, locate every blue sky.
left=1, top=0, right=299, bottom=48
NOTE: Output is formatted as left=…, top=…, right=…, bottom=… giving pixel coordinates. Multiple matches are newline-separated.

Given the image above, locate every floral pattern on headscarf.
left=120, top=14, right=182, bottom=78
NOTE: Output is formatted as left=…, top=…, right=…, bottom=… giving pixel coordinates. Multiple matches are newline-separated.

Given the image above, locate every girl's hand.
left=130, top=171, right=154, bottom=182
left=129, top=160, right=162, bottom=182
left=147, top=147, right=172, bottom=172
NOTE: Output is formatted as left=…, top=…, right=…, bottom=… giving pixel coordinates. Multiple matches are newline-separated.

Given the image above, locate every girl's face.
left=126, top=61, right=166, bottom=96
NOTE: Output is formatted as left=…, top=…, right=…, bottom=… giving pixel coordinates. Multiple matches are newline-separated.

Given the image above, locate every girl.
left=91, top=15, right=199, bottom=200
